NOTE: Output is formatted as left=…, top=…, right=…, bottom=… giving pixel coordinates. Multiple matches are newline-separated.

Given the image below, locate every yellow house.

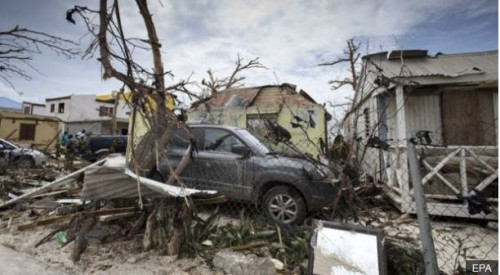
left=0, top=111, right=61, bottom=149
left=188, top=83, right=331, bottom=157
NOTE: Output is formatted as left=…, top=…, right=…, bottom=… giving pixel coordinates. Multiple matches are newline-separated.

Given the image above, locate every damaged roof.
left=364, top=50, right=498, bottom=81
left=191, top=83, right=318, bottom=109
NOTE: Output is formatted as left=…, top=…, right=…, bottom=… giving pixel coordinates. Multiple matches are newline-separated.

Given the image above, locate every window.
left=363, top=108, right=370, bottom=137
left=99, top=106, right=114, bottom=117
left=50, top=104, right=55, bottom=113
left=19, top=124, right=36, bottom=140
left=58, top=103, right=65, bottom=113
left=23, top=106, right=31, bottom=114
left=203, top=129, right=245, bottom=153
left=171, top=129, right=190, bottom=149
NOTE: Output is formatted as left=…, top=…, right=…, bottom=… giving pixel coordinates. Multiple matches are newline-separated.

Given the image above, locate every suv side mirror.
left=231, top=144, right=251, bottom=157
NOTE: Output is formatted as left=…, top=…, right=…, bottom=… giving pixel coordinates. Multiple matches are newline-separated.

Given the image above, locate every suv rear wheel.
left=263, top=186, right=307, bottom=225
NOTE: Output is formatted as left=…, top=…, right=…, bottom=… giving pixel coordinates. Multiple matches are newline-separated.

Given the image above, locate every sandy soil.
left=0, top=210, right=219, bottom=275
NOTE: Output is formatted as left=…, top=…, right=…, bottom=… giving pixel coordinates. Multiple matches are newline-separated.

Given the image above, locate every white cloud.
left=0, top=0, right=495, bottom=111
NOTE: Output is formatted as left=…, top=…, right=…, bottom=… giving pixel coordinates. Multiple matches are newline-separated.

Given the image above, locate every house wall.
left=0, top=116, right=60, bottom=149
left=405, top=94, right=443, bottom=144
left=187, top=104, right=327, bottom=157
left=46, top=95, right=129, bottom=123
left=22, top=103, right=47, bottom=116
left=46, top=97, right=71, bottom=121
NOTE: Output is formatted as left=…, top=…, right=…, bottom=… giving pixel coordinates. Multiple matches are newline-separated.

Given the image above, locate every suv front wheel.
left=262, top=186, right=307, bottom=225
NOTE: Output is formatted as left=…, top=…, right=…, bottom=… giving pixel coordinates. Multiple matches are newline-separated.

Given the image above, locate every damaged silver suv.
left=153, top=124, right=338, bottom=225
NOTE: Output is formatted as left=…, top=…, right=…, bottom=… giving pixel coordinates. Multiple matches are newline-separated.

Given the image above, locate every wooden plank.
left=395, top=86, right=407, bottom=141
left=422, top=160, right=460, bottom=195
left=465, top=148, right=496, bottom=173
left=421, top=148, right=460, bottom=184
left=473, top=171, right=498, bottom=193
left=460, top=149, right=468, bottom=197
left=18, top=207, right=136, bottom=230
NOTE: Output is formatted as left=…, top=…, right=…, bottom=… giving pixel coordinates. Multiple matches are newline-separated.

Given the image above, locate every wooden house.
left=343, top=50, right=498, bottom=219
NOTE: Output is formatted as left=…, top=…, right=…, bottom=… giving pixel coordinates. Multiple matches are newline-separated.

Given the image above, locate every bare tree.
left=0, top=26, right=78, bottom=91
left=201, top=55, right=266, bottom=96
left=319, top=38, right=361, bottom=91
left=68, top=0, right=198, bottom=255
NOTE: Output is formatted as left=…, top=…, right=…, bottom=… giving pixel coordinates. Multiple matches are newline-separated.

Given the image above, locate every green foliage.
left=180, top=209, right=220, bottom=257
left=180, top=209, right=313, bottom=272
left=270, top=228, right=312, bottom=271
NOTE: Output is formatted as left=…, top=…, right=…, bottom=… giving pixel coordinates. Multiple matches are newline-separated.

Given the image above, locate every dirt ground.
left=0, top=212, right=219, bottom=275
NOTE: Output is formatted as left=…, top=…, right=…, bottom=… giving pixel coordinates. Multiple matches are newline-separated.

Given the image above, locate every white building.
left=22, top=101, right=47, bottom=116
left=45, top=94, right=130, bottom=135
left=343, top=50, right=498, bottom=219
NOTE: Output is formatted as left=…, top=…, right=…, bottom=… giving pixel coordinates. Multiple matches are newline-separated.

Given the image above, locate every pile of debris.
left=0, top=155, right=301, bottom=274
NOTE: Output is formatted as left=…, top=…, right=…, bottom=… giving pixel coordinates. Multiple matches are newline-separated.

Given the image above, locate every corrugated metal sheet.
left=82, top=156, right=160, bottom=200
left=82, top=165, right=160, bottom=199
left=367, top=50, right=498, bottom=80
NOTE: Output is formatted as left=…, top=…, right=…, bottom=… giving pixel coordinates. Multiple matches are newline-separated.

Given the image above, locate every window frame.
left=19, top=123, right=36, bottom=141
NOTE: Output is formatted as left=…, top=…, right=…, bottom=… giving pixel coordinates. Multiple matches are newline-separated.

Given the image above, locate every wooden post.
left=460, top=149, right=468, bottom=198
left=43, top=129, right=62, bottom=152
left=395, top=86, right=407, bottom=142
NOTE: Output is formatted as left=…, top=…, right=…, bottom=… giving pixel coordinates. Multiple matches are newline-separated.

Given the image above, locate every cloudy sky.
left=0, top=0, right=497, bottom=108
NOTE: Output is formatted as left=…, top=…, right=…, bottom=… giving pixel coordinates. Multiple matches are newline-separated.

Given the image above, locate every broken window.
left=58, top=103, right=65, bottom=113
left=99, top=106, right=114, bottom=117
left=19, top=123, right=36, bottom=140
left=203, top=129, right=246, bottom=154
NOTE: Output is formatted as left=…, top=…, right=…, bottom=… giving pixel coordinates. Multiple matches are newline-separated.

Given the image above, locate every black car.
left=152, top=124, right=338, bottom=224
left=84, top=135, right=127, bottom=161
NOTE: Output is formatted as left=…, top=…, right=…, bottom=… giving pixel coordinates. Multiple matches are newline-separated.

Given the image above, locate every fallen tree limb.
left=72, top=217, right=96, bottom=262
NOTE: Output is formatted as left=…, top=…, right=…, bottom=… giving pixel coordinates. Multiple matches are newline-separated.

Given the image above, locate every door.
left=195, top=128, right=253, bottom=200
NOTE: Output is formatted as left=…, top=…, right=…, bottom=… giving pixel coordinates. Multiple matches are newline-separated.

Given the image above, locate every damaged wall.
left=0, top=111, right=60, bottom=149
left=187, top=104, right=328, bottom=157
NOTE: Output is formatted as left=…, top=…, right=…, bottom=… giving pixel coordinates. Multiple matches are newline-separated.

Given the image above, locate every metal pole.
left=407, top=138, right=440, bottom=275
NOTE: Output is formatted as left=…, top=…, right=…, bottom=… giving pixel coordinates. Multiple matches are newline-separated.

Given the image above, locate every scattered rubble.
left=213, top=249, right=276, bottom=275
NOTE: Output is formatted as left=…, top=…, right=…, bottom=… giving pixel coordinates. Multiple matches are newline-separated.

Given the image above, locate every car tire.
left=16, top=156, right=35, bottom=169
left=262, top=186, right=307, bottom=225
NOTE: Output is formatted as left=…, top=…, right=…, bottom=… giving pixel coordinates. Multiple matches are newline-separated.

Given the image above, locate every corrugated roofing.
left=366, top=50, right=498, bottom=80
